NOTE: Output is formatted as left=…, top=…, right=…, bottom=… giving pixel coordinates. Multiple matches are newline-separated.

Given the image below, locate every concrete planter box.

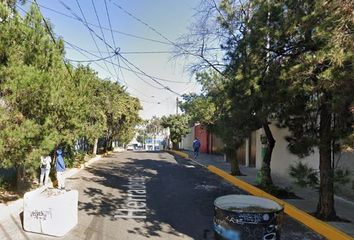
left=23, top=187, right=78, bottom=237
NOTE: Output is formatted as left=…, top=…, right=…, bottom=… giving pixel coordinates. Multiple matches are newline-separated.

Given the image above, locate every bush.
left=289, top=162, right=351, bottom=191
left=0, top=167, right=16, bottom=190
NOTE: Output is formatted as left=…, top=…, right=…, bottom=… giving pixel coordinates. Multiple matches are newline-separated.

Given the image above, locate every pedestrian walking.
left=193, top=137, right=201, bottom=159
left=56, top=149, right=66, bottom=189
left=39, top=155, right=52, bottom=186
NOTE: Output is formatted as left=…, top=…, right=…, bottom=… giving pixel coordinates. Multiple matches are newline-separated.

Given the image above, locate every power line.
left=66, top=54, right=116, bottom=63
left=118, top=53, right=182, bottom=96
left=64, top=40, right=121, bottom=82
left=16, top=3, right=169, bottom=103
left=110, top=0, right=224, bottom=75
left=60, top=1, right=185, bottom=95
left=116, top=55, right=128, bottom=86
left=110, top=1, right=176, bottom=46
left=103, top=0, right=126, bottom=86
left=91, top=0, right=120, bottom=81
left=66, top=40, right=156, bottom=100
left=67, top=37, right=163, bottom=89
left=32, top=1, right=172, bottom=45
left=47, top=2, right=191, bottom=87
left=64, top=39, right=191, bottom=84
left=61, top=0, right=115, bottom=51
left=65, top=40, right=154, bottom=100
left=127, top=86, right=152, bottom=99
left=121, top=51, right=175, bottom=54
left=118, top=56, right=166, bottom=90
left=67, top=0, right=115, bottom=80
left=65, top=45, right=218, bottom=55
left=104, top=0, right=117, bottom=50
left=65, top=45, right=174, bottom=54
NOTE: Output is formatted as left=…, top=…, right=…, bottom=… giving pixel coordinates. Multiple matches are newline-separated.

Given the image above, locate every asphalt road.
left=22, top=151, right=324, bottom=240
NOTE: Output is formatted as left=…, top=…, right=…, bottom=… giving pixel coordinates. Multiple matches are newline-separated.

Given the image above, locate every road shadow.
left=76, top=152, right=324, bottom=240
left=76, top=153, right=241, bottom=239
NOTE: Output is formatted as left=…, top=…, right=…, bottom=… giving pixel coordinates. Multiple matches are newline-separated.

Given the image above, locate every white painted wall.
left=335, top=152, right=354, bottom=198
left=180, top=127, right=194, bottom=151
left=255, top=123, right=319, bottom=177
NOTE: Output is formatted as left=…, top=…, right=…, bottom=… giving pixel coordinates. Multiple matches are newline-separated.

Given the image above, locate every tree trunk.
left=260, top=121, right=275, bottom=187
left=172, top=141, right=179, bottom=150
left=316, top=105, right=337, bottom=220
left=226, top=146, right=242, bottom=176
left=16, top=164, right=25, bottom=191
left=105, top=133, right=113, bottom=152
left=92, top=138, right=98, bottom=156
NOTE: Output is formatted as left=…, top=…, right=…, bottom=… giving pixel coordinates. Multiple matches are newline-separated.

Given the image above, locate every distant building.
left=144, top=134, right=164, bottom=151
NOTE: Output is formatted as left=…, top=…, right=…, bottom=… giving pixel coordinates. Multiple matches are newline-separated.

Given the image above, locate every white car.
left=126, top=145, right=134, bottom=151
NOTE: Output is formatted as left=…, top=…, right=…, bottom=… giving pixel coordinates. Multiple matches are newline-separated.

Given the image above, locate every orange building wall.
left=194, top=125, right=209, bottom=153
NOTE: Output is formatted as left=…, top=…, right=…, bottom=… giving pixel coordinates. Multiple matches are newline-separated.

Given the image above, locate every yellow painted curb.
left=103, top=151, right=113, bottom=156
left=167, top=150, right=189, bottom=159
left=208, top=165, right=354, bottom=240
left=167, top=150, right=353, bottom=239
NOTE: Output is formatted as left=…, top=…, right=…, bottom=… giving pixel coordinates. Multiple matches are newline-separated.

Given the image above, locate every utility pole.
left=176, top=97, right=179, bottom=114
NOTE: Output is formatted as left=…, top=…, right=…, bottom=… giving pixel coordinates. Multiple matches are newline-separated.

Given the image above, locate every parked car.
left=126, top=144, right=134, bottom=151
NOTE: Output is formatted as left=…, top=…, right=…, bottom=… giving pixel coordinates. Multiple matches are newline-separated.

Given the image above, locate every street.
left=16, top=151, right=323, bottom=240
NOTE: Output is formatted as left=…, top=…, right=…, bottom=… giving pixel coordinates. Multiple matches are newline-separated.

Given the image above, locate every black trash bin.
left=213, top=195, right=283, bottom=240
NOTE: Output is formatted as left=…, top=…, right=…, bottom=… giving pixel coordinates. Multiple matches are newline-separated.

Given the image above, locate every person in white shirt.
left=40, top=155, right=52, bottom=186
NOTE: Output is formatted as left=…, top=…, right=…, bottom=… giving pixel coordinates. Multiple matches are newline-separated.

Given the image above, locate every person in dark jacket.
left=192, top=138, right=201, bottom=159
left=56, top=149, right=66, bottom=189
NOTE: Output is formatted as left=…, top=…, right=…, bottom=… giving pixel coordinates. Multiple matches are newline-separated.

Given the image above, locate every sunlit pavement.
left=0, top=151, right=324, bottom=239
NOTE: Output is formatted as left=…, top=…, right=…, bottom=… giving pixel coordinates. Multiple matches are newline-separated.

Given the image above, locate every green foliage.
left=180, top=93, right=216, bottom=127
left=184, top=0, right=353, bottom=217
left=0, top=2, right=142, bottom=190
left=145, top=116, right=162, bottom=135
left=289, top=162, right=319, bottom=189
left=0, top=167, right=16, bottom=189
left=219, top=0, right=353, bottom=218
left=289, top=162, right=351, bottom=190
left=136, top=134, right=146, bottom=144
left=333, top=168, right=351, bottom=189
left=256, top=183, right=297, bottom=199
left=161, top=114, right=190, bottom=149
left=98, top=80, right=141, bottom=148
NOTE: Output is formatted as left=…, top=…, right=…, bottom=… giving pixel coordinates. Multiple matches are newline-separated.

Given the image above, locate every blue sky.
left=21, top=0, right=202, bottom=119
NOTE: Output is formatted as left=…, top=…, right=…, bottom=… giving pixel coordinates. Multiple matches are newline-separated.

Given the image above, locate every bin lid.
left=214, top=194, right=283, bottom=213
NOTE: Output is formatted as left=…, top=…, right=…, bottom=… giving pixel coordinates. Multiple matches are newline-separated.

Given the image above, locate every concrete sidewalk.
left=0, top=154, right=103, bottom=239
left=184, top=150, right=354, bottom=238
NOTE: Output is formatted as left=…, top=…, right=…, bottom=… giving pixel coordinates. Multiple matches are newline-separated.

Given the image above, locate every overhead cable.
left=61, top=1, right=184, bottom=95
left=103, top=0, right=125, bottom=85
left=64, top=41, right=121, bottom=82
left=34, top=1, right=171, bottom=45
left=118, top=54, right=182, bottom=96
left=66, top=54, right=116, bottom=63
left=69, top=0, right=115, bottom=79
left=64, top=40, right=191, bottom=84
left=110, top=0, right=224, bottom=75
left=91, top=0, right=120, bottom=81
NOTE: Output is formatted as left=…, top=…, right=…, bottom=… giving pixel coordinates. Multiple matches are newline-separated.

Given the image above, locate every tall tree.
left=0, top=3, right=143, bottom=190
left=99, top=80, right=141, bottom=150
left=161, top=114, right=190, bottom=150
left=0, top=3, right=69, bottom=189
left=71, top=65, right=107, bottom=155
left=180, top=71, right=249, bottom=175
left=208, top=0, right=281, bottom=180
left=273, top=0, right=354, bottom=220
left=146, top=116, right=162, bottom=136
